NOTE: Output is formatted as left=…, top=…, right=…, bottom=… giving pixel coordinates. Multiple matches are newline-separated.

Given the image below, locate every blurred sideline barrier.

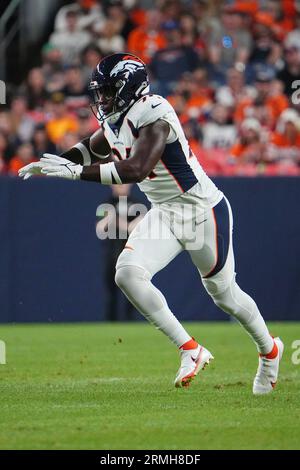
left=0, top=176, right=299, bottom=323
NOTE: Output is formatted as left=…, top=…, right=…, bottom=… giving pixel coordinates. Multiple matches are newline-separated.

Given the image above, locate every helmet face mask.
left=89, top=82, right=118, bottom=121
left=88, top=53, right=149, bottom=123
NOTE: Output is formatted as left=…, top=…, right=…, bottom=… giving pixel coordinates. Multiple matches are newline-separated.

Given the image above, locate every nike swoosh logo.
left=195, top=218, right=207, bottom=226
left=191, top=353, right=200, bottom=362
left=151, top=103, right=162, bottom=109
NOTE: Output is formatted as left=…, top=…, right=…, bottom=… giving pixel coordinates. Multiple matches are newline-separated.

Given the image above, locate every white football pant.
left=115, top=195, right=273, bottom=354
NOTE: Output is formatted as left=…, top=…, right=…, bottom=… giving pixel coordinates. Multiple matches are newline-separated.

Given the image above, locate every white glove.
left=40, top=154, right=83, bottom=180
left=18, top=161, right=45, bottom=180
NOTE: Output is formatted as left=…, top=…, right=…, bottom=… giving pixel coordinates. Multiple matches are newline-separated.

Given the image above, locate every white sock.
left=115, top=265, right=191, bottom=347
left=212, top=280, right=273, bottom=354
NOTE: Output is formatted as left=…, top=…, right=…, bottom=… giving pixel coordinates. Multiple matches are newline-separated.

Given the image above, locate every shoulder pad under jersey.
left=126, top=94, right=173, bottom=130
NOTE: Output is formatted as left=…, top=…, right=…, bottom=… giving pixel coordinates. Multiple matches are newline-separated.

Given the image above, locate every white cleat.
left=253, top=337, right=284, bottom=395
left=174, top=345, right=214, bottom=388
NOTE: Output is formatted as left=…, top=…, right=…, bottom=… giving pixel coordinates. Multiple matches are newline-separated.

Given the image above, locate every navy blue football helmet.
left=88, top=53, right=149, bottom=123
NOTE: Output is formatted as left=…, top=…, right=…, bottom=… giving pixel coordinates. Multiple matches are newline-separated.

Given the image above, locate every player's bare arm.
left=81, top=120, right=169, bottom=184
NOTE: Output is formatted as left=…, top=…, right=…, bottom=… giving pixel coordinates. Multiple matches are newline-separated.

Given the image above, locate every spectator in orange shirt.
left=167, top=70, right=212, bottom=123
left=9, top=143, right=37, bottom=176
left=234, top=66, right=289, bottom=129
left=230, top=118, right=266, bottom=163
left=46, top=92, right=79, bottom=144
left=127, top=9, right=166, bottom=64
left=167, top=91, right=189, bottom=123
left=186, top=68, right=213, bottom=118
left=264, top=0, right=295, bottom=40
left=267, top=108, right=300, bottom=164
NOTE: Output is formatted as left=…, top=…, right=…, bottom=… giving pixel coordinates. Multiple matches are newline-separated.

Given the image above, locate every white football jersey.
left=100, top=94, right=222, bottom=206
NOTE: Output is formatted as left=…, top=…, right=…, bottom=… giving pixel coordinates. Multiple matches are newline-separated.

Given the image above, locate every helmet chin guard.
left=89, top=53, right=149, bottom=123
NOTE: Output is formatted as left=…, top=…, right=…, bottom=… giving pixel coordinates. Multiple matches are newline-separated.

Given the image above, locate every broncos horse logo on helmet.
left=110, top=58, right=145, bottom=78
left=89, top=53, right=149, bottom=124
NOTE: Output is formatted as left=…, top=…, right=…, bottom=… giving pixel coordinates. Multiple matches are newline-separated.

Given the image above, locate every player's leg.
left=187, top=197, right=283, bottom=393
left=115, top=206, right=213, bottom=387
left=188, top=197, right=273, bottom=353
left=115, top=207, right=193, bottom=347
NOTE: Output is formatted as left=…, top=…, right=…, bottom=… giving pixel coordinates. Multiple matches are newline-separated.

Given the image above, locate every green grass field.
left=0, top=322, right=299, bottom=450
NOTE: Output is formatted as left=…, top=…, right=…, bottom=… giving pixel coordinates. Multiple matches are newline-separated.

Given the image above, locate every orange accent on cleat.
left=260, top=341, right=278, bottom=360
left=175, top=346, right=214, bottom=389
left=180, top=337, right=199, bottom=350
left=124, top=245, right=134, bottom=251
left=182, top=379, right=192, bottom=387
left=181, top=358, right=210, bottom=388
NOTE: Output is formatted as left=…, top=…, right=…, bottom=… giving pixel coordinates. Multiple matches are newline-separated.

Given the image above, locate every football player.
left=19, top=53, right=283, bottom=393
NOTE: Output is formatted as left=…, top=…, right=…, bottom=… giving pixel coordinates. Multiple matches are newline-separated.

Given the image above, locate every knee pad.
left=204, top=276, right=241, bottom=316
left=115, top=265, right=150, bottom=293
left=206, top=277, right=256, bottom=319
left=202, top=270, right=234, bottom=297
left=212, top=283, right=239, bottom=316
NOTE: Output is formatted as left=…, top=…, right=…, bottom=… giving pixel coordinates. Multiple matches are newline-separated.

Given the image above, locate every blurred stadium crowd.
left=1, top=0, right=300, bottom=177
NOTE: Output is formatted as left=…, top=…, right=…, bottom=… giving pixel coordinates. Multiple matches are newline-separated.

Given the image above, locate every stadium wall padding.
left=0, top=176, right=299, bottom=322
